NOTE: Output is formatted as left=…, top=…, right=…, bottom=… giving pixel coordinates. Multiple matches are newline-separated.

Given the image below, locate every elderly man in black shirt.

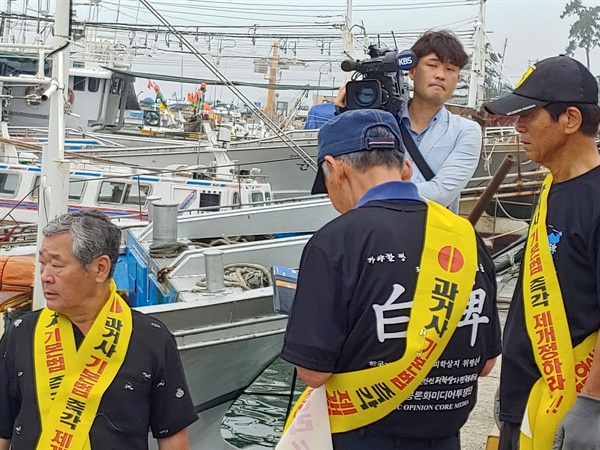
left=0, top=210, right=198, bottom=450
left=281, top=109, right=501, bottom=450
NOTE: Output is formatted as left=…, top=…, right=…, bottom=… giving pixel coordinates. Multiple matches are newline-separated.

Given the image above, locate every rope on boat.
left=194, top=235, right=248, bottom=247
left=149, top=241, right=189, bottom=258
left=193, top=263, right=272, bottom=291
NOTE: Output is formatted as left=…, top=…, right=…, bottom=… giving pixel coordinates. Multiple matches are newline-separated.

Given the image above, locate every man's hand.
left=296, top=366, right=332, bottom=388
left=479, top=357, right=497, bottom=377
left=334, top=85, right=346, bottom=108
left=157, top=428, right=190, bottom=450
left=552, top=394, right=600, bottom=449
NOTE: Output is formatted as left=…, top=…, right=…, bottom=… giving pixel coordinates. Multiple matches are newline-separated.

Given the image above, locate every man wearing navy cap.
left=484, top=55, right=600, bottom=450
left=281, top=109, right=501, bottom=449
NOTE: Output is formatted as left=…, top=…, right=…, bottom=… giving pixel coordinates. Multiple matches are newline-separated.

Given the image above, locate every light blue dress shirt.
left=399, top=105, right=482, bottom=213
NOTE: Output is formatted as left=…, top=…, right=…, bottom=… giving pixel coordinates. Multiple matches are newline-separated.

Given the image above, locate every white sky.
left=5, top=0, right=600, bottom=106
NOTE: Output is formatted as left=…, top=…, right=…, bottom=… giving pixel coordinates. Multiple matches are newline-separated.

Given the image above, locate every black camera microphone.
left=341, top=59, right=360, bottom=72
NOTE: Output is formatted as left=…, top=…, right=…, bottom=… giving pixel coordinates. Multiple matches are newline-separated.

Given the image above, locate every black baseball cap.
left=484, top=55, right=599, bottom=116
left=311, top=109, right=405, bottom=195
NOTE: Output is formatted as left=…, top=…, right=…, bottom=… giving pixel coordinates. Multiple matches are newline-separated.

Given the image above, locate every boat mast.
left=264, top=42, right=279, bottom=117
left=343, top=0, right=353, bottom=81
left=1, top=0, right=15, bottom=43
left=140, top=0, right=316, bottom=171
left=467, top=0, right=486, bottom=109
left=33, top=0, right=72, bottom=310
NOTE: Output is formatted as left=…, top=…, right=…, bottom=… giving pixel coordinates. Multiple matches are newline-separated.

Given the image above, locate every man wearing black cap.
left=281, top=109, right=501, bottom=449
left=484, top=55, right=600, bottom=450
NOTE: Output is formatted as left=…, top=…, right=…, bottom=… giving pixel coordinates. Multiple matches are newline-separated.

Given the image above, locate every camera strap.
left=399, top=121, right=435, bottom=181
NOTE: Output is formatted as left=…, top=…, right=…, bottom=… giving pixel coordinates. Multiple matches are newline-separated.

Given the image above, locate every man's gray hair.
left=43, top=210, right=121, bottom=278
left=322, top=125, right=405, bottom=178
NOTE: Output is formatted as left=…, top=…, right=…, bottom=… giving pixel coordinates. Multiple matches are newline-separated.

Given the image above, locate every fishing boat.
left=123, top=197, right=338, bottom=448
left=0, top=151, right=271, bottom=225
left=0, top=4, right=319, bottom=449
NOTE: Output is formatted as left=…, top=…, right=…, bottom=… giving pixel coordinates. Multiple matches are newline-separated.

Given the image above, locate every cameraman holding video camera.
left=335, top=30, right=481, bottom=214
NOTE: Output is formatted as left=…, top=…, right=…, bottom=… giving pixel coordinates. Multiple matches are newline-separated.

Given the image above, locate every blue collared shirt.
left=397, top=104, right=482, bottom=214
left=356, top=181, right=423, bottom=208
left=400, top=106, right=444, bottom=146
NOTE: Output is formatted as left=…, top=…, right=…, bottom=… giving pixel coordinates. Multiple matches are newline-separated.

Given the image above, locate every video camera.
left=341, top=45, right=417, bottom=116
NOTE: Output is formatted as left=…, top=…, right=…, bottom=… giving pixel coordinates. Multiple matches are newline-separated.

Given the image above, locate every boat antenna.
left=391, top=30, right=398, bottom=50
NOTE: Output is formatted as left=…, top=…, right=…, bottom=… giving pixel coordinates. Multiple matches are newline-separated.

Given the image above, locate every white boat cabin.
left=0, top=162, right=272, bottom=224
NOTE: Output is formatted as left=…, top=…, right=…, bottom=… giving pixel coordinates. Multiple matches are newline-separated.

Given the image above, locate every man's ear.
left=91, top=255, right=112, bottom=283
left=323, top=155, right=345, bottom=182
left=401, top=158, right=413, bottom=181
left=562, top=106, right=583, bottom=135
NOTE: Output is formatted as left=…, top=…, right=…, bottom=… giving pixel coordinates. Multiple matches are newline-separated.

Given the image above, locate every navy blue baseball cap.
left=312, top=109, right=405, bottom=195
left=484, top=55, right=599, bottom=116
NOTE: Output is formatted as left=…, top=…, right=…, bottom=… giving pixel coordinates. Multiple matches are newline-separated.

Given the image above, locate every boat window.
left=88, top=77, right=100, bottom=93
left=30, top=176, right=40, bottom=199
left=251, top=192, right=264, bottom=206
left=123, top=183, right=151, bottom=206
left=265, top=192, right=271, bottom=202
left=0, top=172, right=20, bottom=197
left=232, top=192, right=241, bottom=209
left=199, top=192, right=221, bottom=210
left=69, top=179, right=86, bottom=202
left=73, top=76, right=86, bottom=92
left=30, top=176, right=86, bottom=202
left=97, top=181, right=126, bottom=204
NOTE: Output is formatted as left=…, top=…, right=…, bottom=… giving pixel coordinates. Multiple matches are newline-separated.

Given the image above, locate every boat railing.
left=0, top=42, right=55, bottom=98
left=467, top=168, right=548, bottom=185
left=164, top=235, right=310, bottom=281
left=483, top=126, right=520, bottom=146
left=112, top=196, right=320, bottom=223
left=0, top=223, right=38, bottom=247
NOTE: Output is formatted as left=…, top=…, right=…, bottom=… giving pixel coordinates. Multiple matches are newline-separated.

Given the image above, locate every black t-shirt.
left=0, top=309, right=199, bottom=449
left=281, top=198, right=502, bottom=440
left=500, top=166, right=600, bottom=424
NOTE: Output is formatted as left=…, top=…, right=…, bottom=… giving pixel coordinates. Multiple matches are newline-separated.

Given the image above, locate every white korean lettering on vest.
left=457, top=288, right=490, bottom=347
left=373, top=284, right=412, bottom=343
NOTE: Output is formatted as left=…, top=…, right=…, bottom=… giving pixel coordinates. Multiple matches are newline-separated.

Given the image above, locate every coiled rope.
left=149, top=241, right=190, bottom=258
left=194, top=263, right=272, bottom=291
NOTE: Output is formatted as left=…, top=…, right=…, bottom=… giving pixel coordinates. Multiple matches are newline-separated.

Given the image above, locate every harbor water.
left=222, top=358, right=303, bottom=449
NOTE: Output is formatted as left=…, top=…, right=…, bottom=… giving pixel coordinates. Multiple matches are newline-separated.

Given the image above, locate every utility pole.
left=264, top=42, right=279, bottom=117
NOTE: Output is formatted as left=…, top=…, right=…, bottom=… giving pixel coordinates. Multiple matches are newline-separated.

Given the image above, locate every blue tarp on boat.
left=304, top=102, right=335, bottom=129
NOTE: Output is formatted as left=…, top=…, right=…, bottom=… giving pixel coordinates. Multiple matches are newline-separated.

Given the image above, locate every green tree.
left=560, top=0, right=600, bottom=69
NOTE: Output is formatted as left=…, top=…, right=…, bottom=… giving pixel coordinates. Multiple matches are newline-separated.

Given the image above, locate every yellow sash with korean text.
left=520, top=175, right=597, bottom=450
left=284, top=200, right=477, bottom=435
left=34, top=281, right=132, bottom=450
